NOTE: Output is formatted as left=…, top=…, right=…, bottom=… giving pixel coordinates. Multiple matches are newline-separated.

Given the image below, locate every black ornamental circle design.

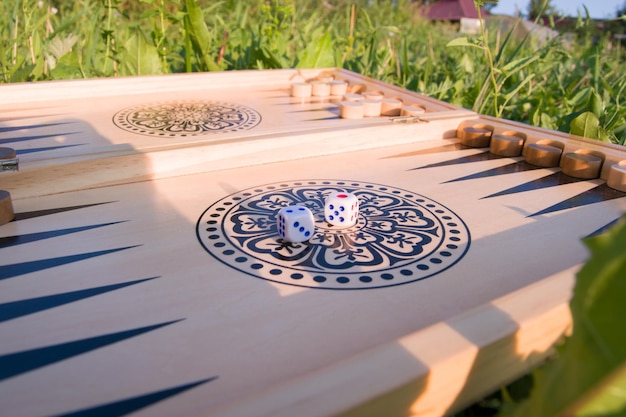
left=113, top=100, right=261, bottom=137
left=196, top=180, right=471, bottom=290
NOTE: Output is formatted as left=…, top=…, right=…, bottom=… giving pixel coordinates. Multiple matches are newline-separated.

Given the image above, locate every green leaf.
left=140, top=9, right=160, bottom=19
left=459, top=53, right=474, bottom=74
left=588, top=89, right=603, bottom=119
left=501, top=216, right=626, bottom=417
left=50, top=52, right=83, bottom=80
left=30, top=31, right=46, bottom=80
left=120, top=30, right=162, bottom=76
left=559, top=110, right=586, bottom=133
left=45, top=34, right=79, bottom=71
left=183, top=0, right=221, bottom=71
left=500, top=55, right=539, bottom=77
left=574, top=217, right=626, bottom=360
left=570, top=111, right=602, bottom=140
left=258, top=46, right=285, bottom=69
left=573, top=363, right=626, bottom=416
left=567, top=87, right=592, bottom=108
left=446, top=37, right=484, bottom=50
left=296, top=30, right=334, bottom=68
left=9, top=61, right=34, bottom=83
left=47, top=34, right=79, bottom=60
left=502, top=73, right=534, bottom=101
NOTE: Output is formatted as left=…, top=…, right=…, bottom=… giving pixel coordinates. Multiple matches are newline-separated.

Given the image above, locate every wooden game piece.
left=329, top=80, right=348, bottom=96
left=607, top=160, right=626, bottom=192
left=0, top=190, right=14, bottom=225
left=0, top=147, right=16, bottom=160
left=525, top=143, right=563, bottom=167
left=342, top=93, right=363, bottom=102
left=290, top=82, right=312, bottom=98
left=401, top=105, right=426, bottom=117
left=381, top=98, right=403, bottom=116
left=340, top=101, right=365, bottom=119
left=364, top=92, right=384, bottom=101
left=459, top=125, right=493, bottom=148
left=490, top=131, right=526, bottom=157
left=561, top=151, right=604, bottom=179
left=366, top=89, right=384, bottom=96
left=363, top=98, right=382, bottom=117
left=0, top=147, right=18, bottom=173
left=347, top=83, right=366, bottom=93
left=316, top=74, right=334, bottom=83
left=310, top=80, right=330, bottom=97
left=0, top=147, right=14, bottom=160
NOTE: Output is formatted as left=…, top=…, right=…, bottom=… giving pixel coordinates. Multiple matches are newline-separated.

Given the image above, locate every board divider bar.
left=2, top=113, right=476, bottom=200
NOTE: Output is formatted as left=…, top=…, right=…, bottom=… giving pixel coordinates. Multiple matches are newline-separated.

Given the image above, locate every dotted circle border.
left=196, top=180, right=471, bottom=290
left=112, top=100, right=262, bottom=137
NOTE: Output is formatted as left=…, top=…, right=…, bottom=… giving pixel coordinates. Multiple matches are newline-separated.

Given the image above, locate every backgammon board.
left=1, top=68, right=625, bottom=417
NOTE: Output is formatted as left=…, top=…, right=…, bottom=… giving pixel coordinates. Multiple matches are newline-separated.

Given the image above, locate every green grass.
left=1, top=0, right=625, bottom=144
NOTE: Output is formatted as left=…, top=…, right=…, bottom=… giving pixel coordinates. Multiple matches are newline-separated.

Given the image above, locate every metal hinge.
left=0, top=158, right=19, bottom=172
left=390, top=115, right=429, bottom=124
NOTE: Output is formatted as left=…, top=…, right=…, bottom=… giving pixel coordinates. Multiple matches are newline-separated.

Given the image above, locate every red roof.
left=425, top=0, right=481, bottom=20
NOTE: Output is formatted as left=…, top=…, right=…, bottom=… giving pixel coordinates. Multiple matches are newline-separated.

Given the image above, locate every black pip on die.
left=277, top=206, right=316, bottom=243
left=324, top=192, right=359, bottom=227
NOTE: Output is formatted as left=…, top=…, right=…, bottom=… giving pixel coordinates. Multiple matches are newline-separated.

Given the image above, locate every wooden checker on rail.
left=0, top=68, right=625, bottom=417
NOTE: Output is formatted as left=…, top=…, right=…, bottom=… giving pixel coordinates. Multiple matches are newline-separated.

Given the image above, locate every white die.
left=324, top=192, right=359, bottom=227
left=277, top=205, right=315, bottom=243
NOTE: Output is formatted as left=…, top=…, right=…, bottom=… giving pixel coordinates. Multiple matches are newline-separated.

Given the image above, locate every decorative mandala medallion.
left=113, top=101, right=261, bottom=137
left=196, top=180, right=470, bottom=290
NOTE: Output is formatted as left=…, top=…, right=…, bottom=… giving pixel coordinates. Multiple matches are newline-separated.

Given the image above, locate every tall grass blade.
left=183, top=0, right=220, bottom=71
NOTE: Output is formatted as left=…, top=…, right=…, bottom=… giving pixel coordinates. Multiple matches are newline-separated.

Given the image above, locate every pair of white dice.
left=277, top=192, right=360, bottom=243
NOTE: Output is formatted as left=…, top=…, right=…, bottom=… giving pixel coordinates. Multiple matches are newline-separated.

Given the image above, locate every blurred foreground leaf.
left=501, top=216, right=626, bottom=417
left=573, top=362, right=626, bottom=416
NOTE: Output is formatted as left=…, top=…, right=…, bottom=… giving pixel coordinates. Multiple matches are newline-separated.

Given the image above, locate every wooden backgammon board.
left=1, top=68, right=625, bottom=417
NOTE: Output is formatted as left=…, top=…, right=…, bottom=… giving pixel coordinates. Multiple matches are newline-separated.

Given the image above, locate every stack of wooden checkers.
left=456, top=120, right=626, bottom=188
left=291, top=72, right=427, bottom=119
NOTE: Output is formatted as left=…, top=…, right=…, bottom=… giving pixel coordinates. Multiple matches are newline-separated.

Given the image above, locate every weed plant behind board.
left=0, top=0, right=625, bottom=144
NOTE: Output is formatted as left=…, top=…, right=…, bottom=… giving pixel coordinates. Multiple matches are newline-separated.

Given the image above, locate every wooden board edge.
left=0, top=68, right=329, bottom=104
left=209, top=267, right=576, bottom=417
